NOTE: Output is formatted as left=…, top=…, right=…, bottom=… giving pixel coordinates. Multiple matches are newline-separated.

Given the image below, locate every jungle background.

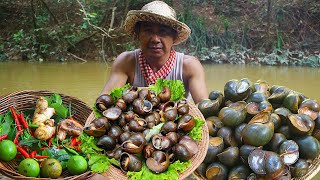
left=0, top=0, right=319, bottom=67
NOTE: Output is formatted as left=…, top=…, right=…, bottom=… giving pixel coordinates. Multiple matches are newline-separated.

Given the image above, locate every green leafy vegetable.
left=149, top=79, right=185, bottom=101
left=50, top=103, right=68, bottom=119
left=188, top=117, right=204, bottom=141
left=19, top=137, right=40, bottom=146
left=50, top=94, right=63, bottom=105
left=78, top=132, right=104, bottom=154
left=79, top=132, right=120, bottom=173
left=0, top=110, right=14, bottom=136
left=110, top=83, right=131, bottom=101
left=89, top=154, right=120, bottom=173
left=127, top=160, right=190, bottom=180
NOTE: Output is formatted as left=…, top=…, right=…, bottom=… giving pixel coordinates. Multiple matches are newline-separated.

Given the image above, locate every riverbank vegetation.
left=0, top=0, right=319, bottom=67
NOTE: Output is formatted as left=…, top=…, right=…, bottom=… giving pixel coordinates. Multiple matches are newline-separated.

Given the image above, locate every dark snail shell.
left=143, top=144, right=156, bottom=159
left=146, top=151, right=170, bottom=173
left=152, top=134, right=173, bottom=151
left=120, top=152, right=142, bottom=172
left=122, top=87, right=138, bottom=104
left=132, top=99, right=153, bottom=116
left=177, top=114, right=195, bottom=132
left=128, top=118, right=147, bottom=132
left=138, top=88, right=149, bottom=99
left=107, top=125, right=123, bottom=141
left=176, top=99, right=190, bottom=115
left=216, top=146, right=239, bottom=167
left=160, top=101, right=177, bottom=121
left=206, top=162, right=228, bottom=180
left=160, top=121, right=177, bottom=135
left=96, top=135, right=116, bottom=151
left=103, top=107, right=122, bottom=120
left=158, top=86, right=171, bottom=102
left=173, top=143, right=192, bottom=162
left=95, top=94, right=114, bottom=112
left=203, top=137, right=224, bottom=164
left=115, top=98, right=127, bottom=111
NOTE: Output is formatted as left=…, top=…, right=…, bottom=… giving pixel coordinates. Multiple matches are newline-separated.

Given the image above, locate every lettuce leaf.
left=127, top=160, right=190, bottom=180
left=79, top=132, right=104, bottom=154
left=79, top=132, right=120, bottom=173
left=110, top=83, right=131, bottom=101
left=188, top=117, right=205, bottom=141
left=89, top=154, right=120, bottom=173
left=149, top=79, right=185, bottom=102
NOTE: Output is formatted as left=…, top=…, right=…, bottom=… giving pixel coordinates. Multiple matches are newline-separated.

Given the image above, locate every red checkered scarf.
left=138, top=49, right=176, bottom=85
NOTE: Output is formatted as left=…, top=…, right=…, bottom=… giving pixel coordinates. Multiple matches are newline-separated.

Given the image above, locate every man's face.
left=138, top=22, right=176, bottom=59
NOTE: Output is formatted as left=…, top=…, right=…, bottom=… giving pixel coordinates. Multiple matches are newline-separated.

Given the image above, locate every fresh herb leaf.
left=149, top=79, right=185, bottom=101
left=110, top=83, right=131, bottom=101
left=89, top=154, right=119, bottom=173
left=19, top=138, right=40, bottom=146
left=0, top=110, right=14, bottom=136
left=127, top=160, right=190, bottom=180
left=79, top=132, right=104, bottom=154
left=50, top=94, right=63, bottom=105
left=188, top=117, right=204, bottom=141
left=50, top=103, right=68, bottom=119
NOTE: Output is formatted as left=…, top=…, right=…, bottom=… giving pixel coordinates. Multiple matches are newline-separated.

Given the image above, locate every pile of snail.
left=84, top=86, right=199, bottom=174
left=197, top=78, right=320, bottom=179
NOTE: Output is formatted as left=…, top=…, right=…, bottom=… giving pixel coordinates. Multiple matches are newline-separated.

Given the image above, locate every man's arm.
left=183, top=55, right=208, bottom=104
left=101, top=51, right=135, bottom=95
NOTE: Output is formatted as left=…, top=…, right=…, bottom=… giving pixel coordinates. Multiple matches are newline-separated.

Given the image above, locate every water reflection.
left=1, top=62, right=320, bottom=106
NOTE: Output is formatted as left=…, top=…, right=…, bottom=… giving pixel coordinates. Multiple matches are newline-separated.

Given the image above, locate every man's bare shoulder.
left=183, top=54, right=202, bottom=68
left=114, top=51, right=136, bottom=66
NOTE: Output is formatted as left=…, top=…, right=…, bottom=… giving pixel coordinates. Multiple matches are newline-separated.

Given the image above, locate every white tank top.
left=132, top=49, right=190, bottom=98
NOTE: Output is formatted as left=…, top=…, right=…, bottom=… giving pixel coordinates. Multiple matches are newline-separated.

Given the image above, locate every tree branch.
left=39, top=0, right=59, bottom=24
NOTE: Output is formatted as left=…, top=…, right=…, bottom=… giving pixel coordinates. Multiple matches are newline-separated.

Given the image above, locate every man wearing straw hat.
left=101, top=1, right=208, bottom=104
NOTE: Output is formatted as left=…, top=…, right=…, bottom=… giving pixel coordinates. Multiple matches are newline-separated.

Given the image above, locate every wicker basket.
left=85, top=99, right=209, bottom=180
left=0, top=90, right=95, bottom=180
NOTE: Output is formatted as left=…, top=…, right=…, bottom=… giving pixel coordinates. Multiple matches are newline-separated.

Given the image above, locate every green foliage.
left=199, top=46, right=320, bottom=68
left=0, top=0, right=319, bottom=66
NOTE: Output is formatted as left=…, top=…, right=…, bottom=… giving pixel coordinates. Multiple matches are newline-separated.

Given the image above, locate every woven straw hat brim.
left=124, top=10, right=191, bottom=45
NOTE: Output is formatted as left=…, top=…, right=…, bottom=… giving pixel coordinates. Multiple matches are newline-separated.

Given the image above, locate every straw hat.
left=123, top=1, right=191, bottom=45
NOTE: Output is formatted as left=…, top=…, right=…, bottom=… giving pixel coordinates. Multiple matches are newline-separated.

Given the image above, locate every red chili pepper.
left=9, top=106, right=22, bottom=131
left=13, top=131, right=23, bottom=145
left=0, top=134, right=8, bottom=141
left=30, top=150, right=37, bottom=158
left=17, top=146, right=30, bottom=158
left=34, top=155, right=49, bottom=159
left=70, top=137, right=77, bottom=146
left=19, top=112, right=29, bottom=129
left=76, top=140, right=82, bottom=145
left=41, top=147, right=48, bottom=151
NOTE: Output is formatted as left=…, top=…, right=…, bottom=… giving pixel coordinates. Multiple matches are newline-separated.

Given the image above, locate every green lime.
left=40, top=158, right=62, bottom=178
left=67, top=155, right=88, bottom=175
left=0, top=140, right=17, bottom=161
left=18, top=158, right=40, bottom=177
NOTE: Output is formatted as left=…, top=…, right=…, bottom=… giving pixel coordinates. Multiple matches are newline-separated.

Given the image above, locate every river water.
left=0, top=61, right=320, bottom=179
left=1, top=62, right=319, bottom=104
